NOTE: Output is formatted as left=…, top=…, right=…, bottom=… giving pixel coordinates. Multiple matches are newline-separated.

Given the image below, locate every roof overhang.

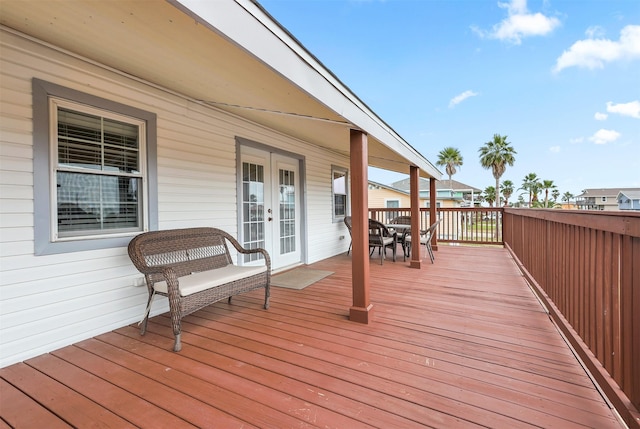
left=0, top=0, right=441, bottom=179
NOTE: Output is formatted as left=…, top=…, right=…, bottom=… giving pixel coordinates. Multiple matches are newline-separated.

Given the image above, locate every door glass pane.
left=279, top=168, right=295, bottom=255
left=242, top=162, right=265, bottom=262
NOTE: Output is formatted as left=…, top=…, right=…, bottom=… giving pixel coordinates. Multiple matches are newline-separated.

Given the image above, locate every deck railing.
left=503, top=208, right=640, bottom=427
left=368, top=207, right=504, bottom=245
left=368, top=206, right=640, bottom=426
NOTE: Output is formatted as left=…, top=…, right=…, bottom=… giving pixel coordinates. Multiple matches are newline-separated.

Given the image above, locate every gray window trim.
left=33, top=78, right=158, bottom=255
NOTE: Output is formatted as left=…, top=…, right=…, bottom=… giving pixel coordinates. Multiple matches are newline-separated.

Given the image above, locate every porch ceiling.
left=0, top=0, right=441, bottom=179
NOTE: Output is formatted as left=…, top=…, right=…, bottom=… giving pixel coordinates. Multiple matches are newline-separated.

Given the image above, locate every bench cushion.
left=154, top=264, right=267, bottom=297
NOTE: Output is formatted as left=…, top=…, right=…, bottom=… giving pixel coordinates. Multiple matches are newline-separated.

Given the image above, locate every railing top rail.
left=504, top=208, right=640, bottom=238
left=438, top=207, right=503, bottom=211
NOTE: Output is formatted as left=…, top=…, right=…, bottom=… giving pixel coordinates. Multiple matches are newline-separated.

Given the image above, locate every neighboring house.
left=367, top=180, right=424, bottom=223
left=390, top=178, right=482, bottom=208
left=617, top=190, right=640, bottom=211
left=368, top=180, right=418, bottom=209
left=560, top=202, right=578, bottom=210
left=576, top=188, right=640, bottom=211
left=0, top=0, right=440, bottom=366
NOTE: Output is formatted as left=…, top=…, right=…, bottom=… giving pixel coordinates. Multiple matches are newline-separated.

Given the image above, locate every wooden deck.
left=0, top=246, right=624, bottom=428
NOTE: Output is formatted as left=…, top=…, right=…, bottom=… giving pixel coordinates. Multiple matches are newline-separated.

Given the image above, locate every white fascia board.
left=171, top=0, right=440, bottom=179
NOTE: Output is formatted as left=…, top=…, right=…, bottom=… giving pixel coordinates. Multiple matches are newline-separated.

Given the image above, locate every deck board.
left=25, top=353, right=195, bottom=429
left=1, top=362, right=136, bottom=428
left=0, top=379, right=72, bottom=429
left=0, top=246, right=624, bottom=428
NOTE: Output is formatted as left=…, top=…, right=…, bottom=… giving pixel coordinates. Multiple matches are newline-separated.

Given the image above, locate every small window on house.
left=385, top=199, right=400, bottom=223
left=332, top=166, right=348, bottom=221
left=601, top=196, right=607, bottom=202
left=52, top=99, right=146, bottom=239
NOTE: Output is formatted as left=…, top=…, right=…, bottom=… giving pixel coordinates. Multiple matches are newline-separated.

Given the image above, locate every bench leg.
left=139, top=292, right=154, bottom=336
left=173, top=334, right=182, bottom=352
left=139, top=316, right=149, bottom=336
left=167, top=283, right=183, bottom=352
left=169, top=301, right=182, bottom=352
left=264, top=285, right=270, bottom=309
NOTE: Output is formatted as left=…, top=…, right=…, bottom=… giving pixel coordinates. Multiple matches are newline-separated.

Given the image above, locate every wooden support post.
left=349, top=129, right=373, bottom=323
left=409, top=166, right=421, bottom=269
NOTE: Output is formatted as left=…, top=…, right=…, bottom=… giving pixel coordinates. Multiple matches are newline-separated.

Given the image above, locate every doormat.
left=271, top=267, right=334, bottom=290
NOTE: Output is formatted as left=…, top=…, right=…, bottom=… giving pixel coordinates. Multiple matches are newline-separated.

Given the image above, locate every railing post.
left=429, top=178, right=437, bottom=251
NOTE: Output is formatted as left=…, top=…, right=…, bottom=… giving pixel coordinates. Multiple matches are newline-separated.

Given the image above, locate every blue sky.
left=259, top=0, right=639, bottom=198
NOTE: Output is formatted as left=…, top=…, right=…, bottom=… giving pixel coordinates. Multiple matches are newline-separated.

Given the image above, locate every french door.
left=240, top=147, right=301, bottom=270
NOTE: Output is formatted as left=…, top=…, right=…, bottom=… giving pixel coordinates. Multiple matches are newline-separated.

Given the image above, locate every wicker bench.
left=127, top=227, right=271, bottom=351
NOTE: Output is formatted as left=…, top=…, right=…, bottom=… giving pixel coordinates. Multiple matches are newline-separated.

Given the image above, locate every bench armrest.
left=218, top=229, right=271, bottom=272
left=137, top=265, right=181, bottom=298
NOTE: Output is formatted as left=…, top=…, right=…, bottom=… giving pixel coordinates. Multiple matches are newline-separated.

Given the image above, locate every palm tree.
left=541, top=180, right=557, bottom=208
left=531, top=184, right=541, bottom=205
left=478, top=134, right=516, bottom=207
left=552, top=189, right=560, bottom=202
left=520, top=173, right=540, bottom=206
left=500, top=180, right=514, bottom=207
left=483, top=186, right=496, bottom=207
left=561, top=191, right=574, bottom=209
left=436, top=147, right=463, bottom=196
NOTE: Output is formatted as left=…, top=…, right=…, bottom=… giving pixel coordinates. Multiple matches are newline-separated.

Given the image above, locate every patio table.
left=385, top=224, right=412, bottom=257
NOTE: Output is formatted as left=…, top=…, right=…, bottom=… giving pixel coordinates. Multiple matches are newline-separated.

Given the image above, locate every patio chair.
left=369, top=218, right=397, bottom=265
left=344, top=216, right=353, bottom=255
left=404, top=220, right=440, bottom=263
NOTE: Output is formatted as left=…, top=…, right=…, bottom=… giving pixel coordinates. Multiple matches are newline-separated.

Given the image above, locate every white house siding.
left=0, top=30, right=350, bottom=367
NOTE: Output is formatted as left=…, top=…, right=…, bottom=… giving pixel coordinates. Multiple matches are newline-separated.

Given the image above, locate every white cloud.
left=594, top=112, right=608, bottom=121
left=585, top=26, right=605, bottom=39
left=549, top=146, right=561, bottom=153
left=589, top=129, right=621, bottom=145
left=472, top=0, right=560, bottom=45
left=500, top=0, right=526, bottom=14
left=606, top=100, right=640, bottom=119
left=569, top=137, right=584, bottom=144
left=449, top=90, right=479, bottom=108
left=554, top=25, right=640, bottom=72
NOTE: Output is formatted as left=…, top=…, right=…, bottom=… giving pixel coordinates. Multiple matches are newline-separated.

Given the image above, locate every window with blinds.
left=52, top=99, right=146, bottom=239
